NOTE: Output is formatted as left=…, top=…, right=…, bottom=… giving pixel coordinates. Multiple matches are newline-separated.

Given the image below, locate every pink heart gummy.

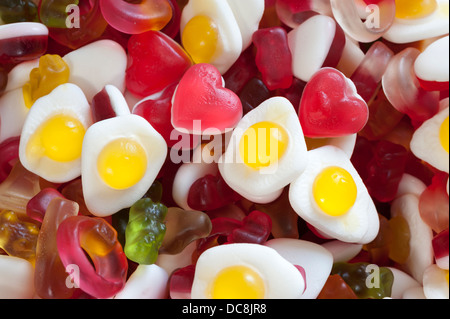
left=171, top=63, right=243, bottom=134
left=298, top=67, right=369, bottom=138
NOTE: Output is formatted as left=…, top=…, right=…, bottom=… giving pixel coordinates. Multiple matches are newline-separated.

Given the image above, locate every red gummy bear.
left=126, top=30, right=192, bottom=97
left=298, top=67, right=369, bottom=138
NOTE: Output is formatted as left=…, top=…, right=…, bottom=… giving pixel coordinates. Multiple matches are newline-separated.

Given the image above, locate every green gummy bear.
left=331, top=262, right=394, bottom=299
left=124, top=198, right=167, bottom=265
left=0, top=0, right=38, bottom=23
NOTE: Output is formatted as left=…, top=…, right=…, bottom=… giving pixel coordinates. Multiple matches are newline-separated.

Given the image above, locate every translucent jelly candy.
left=239, top=78, right=272, bottom=115
left=317, top=274, right=358, bottom=299
left=432, top=229, right=449, bottom=270
left=298, top=68, right=369, bottom=138
left=26, top=188, right=65, bottom=223
left=419, top=172, right=449, bottom=233
left=0, top=66, right=7, bottom=95
left=275, top=0, right=332, bottom=29
left=0, top=0, right=38, bottom=24
left=90, top=85, right=132, bottom=123
left=0, top=136, right=19, bottom=183
left=253, top=27, right=293, bottom=91
left=126, top=30, right=192, bottom=98
left=365, top=140, right=408, bottom=203
left=331, top=262, right=394, bottom=299
left=160, top=207, right=212, bottom=255
left=0, top=22, right=48, bottom=65
left=124, top=198, right=168, bottom=265
left=22, top=54, right=70, bottom=109
left=56, top=215, right=128, bottom=299
left=187, top=173, right=241, bottom=212
left=288, top=14, right=346, bottom=82
left=382, top=47, right=440, bottom=126
left=34, top=198, right=78, bottom=299
left=99, top=0, right=173, bottom=34
left=0, top=209, right=40, bottom=265
left=171, top=63, right=243, bottom=134
left=330, top=0, right=396, bottom=43
left=38, top=0, right=108, bottom=49
left=223, top=47, right=259, bottom=95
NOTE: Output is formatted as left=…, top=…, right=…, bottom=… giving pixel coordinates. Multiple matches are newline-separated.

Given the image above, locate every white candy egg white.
left=410, top=107, right=449, bottom=173
left=414, top=35, right=449, bottom=84
left=191, top=243, right=306, bottom=299
left=383, top=0, right=450, bottom=44
left=18, top=83, right=92, bottom=183
left=289, top=145, right=379, bottom=244
left=265, top=238, right=333, bottom=299
left=423, top=264, right=449, bottom=299
left=305, top=133, right=357, bottom=158
left=391, top=194, right=434, bottom=283
left=388, top=267, right=422, bottom=299
left=180, top=0, right=242, bottom=74
left=0, top=255, right=35, bottom=299
left=218, top=97, right=308, bottom=204
left=81, top=114, right=167, bottom=217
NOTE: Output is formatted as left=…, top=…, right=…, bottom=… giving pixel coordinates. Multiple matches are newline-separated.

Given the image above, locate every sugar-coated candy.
left=115, top=264, right=169, bottom=299
left=160, top=207, right=212, bottom=255
left=317, top=274, right=358, bottom=299
left=288, top=14, right=346, bottom=82
left=172, top=63, right=243, bottom=134
left=0, top=0, right=38, bottom=24
left=253, top=27, right=293, bottom=91
left=0, top=255, right=34, bottom=299
left=298, top=68, right=369, bottom=138
left=125, top=198, right=167, bottom=265
left=0, top=22, right=48, bottom=65
left=330, top=0, right=396, bottom=43
left=22, top=54, right=70, bottom=109
left=56, top=215, right=128, bottom=299
left=126, top=30, right=192, bottom=98
left=382, top=47, right=440, bottom=126
left=34, top=197, right=78, bottom=299
left=0, top=209, right=40, bottom=265
left=331, top=262, right=394, bottom=299
left=0, top=161, right=40, bottom=215
left=0, top=136, right=19, bottom=183
left=38, top=0, right=108, bottom=49
left=100, top=0, right=173, bottom=34
left=414, top=35, right=449, bottom=92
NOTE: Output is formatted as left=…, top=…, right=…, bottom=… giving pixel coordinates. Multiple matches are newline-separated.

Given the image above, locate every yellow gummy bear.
left=23, top=54, right=70, bottom=108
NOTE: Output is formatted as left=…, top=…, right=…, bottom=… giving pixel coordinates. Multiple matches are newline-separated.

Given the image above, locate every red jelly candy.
left=126, top=30, right=193, bottom=97
left=26, top=188, right=65, bottom=223
left=253, top=27, right=293, bottom=91
left=171, top=63, right=243, bottom=134
left=0, top=136, right=20, bottom=183
left=419, top=172, right=449, bottom=233
left=298, top=67, right=369, bottom=138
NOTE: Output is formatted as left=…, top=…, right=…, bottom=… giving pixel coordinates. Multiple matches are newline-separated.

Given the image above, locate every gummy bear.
left=38, top=0, right=108, bottom=50
left=124, top=198, right=168, bottom=265
left=99, top=0, right=173, bottom=34
left=331, top=262, right=394, bottom=299
left=56, top=215, right=128, bottom=299
left=0, top=0, right=38, bottom=24
left=34, top=197, right=79, bottom=299
left=223, top=47, right=259, bottom=95
left=126, top=30, right=192, bottom=97
left=0, top=210, right=40, bottom=266
left=22, top=54, right=70, bottom=108
left=169, top=264, right=196, bottom=299
left=159, top=207, right=212, bottom=255
left=252, top=27, right=293, bottom=91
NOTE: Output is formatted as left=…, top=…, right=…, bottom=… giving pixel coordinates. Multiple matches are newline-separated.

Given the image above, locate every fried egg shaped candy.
left=219, top=97, right=308, bottom=204
left=289, top=145, right=379, bottom=244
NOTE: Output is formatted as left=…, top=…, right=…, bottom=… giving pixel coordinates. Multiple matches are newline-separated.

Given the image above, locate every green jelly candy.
left=124, top=198, right=167, bottom=265
left=331, top=262, right=394, bottom=299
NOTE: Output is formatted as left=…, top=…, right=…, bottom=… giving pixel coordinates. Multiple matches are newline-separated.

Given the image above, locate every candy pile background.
left=0, top=0, right=449, bottom=299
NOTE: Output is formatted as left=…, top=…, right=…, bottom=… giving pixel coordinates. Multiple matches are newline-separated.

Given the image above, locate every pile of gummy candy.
left=0, top=0, right=448, bottom=300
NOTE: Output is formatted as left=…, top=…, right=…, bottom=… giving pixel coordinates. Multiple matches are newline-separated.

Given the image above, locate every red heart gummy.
left=298, top=67, right=369, bottom=138
left=171, top=63, right=243, bottom=134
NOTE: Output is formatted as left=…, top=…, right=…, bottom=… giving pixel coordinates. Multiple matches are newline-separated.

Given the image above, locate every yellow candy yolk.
left=395, top=0, right=438, bottom=20
left=211, top=265, right=266, bottom=299
left=313, top=166, right=358, bottom=217
left=440, top=116, right=449, bottom=153
left=27, top=114, right=85, bottom=162
left=239, top=121, right=289, bottom=170
left=182, top=15, right=219, bottom=64
left=23, top=54, right=70, bottom=109
left=97, top=138, right=147, bottom=190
